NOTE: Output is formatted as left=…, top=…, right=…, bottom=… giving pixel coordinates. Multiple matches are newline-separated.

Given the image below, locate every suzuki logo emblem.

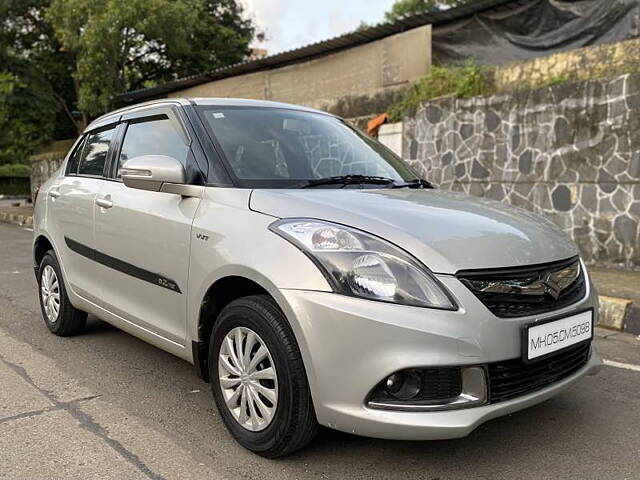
left=541, top=272, right=562, bottom=300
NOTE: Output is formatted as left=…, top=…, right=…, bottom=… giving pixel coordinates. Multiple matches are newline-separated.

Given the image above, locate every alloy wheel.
left=218, top=326, right=278, bottom=432
left=41, top=265, right=60, bottom=323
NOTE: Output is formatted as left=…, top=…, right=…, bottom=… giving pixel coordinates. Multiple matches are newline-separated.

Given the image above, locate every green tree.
left=48, top=0, right=259, bottom=117
left=385, top=0, right=474, bottom=21
left=0, top=0, right=77, bottom=163
left=0, top=0, right=258, bottom=164
left=0, top=66, right=57, bottom=165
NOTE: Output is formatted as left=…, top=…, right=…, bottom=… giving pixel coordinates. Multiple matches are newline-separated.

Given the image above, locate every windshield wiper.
left=392, top=178, right=435, bottom=189
left=294, top=175, right=398, bottom=189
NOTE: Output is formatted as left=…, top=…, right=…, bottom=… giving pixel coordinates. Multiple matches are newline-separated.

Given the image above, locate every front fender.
left=186, top=188, right=331, bottom=342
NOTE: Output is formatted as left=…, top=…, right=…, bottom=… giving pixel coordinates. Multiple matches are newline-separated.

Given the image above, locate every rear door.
left=93, top=106, right=202, bottom=345
left=48, top=125, right=117, bottom=304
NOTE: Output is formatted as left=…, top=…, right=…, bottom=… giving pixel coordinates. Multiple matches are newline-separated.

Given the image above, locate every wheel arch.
left=195, top=274, right=278, bottom=382
left=33, top=234, right=56, bottom=274
left=193, top=268, right=314, bottom=386
left=32, top=232, right=83, bottom=312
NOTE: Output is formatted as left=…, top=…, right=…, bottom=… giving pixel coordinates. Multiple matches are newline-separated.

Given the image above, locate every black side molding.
left=64, top=236, right=182, bottom=294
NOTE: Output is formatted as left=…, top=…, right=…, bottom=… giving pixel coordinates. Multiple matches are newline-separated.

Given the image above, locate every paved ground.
left=0, top=198, right=30, bottom=210
left=0, top=206, right=32, bottom=216
left=1, top=222, right=639, bottom=480
left=0, top=200, right=33, bottom=228
left=590, top=267, right=640, bottom=304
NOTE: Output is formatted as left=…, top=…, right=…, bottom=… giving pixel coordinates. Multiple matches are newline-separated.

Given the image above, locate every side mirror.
left=121, top=155, right=202, bottom=197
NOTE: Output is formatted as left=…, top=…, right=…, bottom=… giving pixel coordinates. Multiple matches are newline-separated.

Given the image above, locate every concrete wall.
left=378, top=122, right=403, bottom=156
left=403, top=73, right=640, bottom=267
left=168, top=26, right=432, bottom=118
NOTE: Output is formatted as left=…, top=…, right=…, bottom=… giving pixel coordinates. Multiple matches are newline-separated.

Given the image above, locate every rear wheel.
left=37, top=251, right=87, bottom=336
left=209, top=295, right=318, bottom=457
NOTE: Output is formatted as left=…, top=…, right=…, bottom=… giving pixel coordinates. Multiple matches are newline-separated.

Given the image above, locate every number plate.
left=524, top=310, right=593, bottom=362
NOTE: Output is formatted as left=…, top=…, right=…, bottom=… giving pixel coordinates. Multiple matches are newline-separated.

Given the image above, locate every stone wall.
left=403, top=73, right=640, bottom=267
left=30, top=152, right=66, bottom=200
left=492, top=38, right=640, bottom=94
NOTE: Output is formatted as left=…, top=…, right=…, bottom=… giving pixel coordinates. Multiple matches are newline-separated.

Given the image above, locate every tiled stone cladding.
left=403, top=73, right=640, bottom=267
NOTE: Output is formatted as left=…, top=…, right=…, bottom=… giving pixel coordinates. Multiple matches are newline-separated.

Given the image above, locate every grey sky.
left=239, top=0, right=396, bottom=55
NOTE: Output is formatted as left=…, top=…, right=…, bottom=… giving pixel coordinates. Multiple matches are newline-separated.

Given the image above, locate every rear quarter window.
left=66, top=137, right=86, bottom=175
left=77, top=128, right=115, bottom=176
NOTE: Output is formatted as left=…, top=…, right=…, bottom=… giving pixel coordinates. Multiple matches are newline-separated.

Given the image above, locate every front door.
left=93, top=112, right=200, bottom=345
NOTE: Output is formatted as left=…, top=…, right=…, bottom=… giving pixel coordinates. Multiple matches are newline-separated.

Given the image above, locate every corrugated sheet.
left=114, top=0, right=518, bottom=104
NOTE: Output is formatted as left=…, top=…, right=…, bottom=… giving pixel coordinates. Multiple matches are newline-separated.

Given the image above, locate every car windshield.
left=197, top=106, right=418, bottom=188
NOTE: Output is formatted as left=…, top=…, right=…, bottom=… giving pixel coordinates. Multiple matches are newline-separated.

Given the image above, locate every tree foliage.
left=0, top=0, right=258, bottom=165
left=385, top=0, right=475, bottom=21
left=48, top=0, right=259, bottom=116
left=0, top=66, right=58, bottom=165
left=0, top=0, right=75, bottom=164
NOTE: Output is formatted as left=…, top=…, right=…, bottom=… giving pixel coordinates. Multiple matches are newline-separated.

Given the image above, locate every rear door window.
left=116, top=118, right=189, bottom=177
left=77, top=127, right=115, bottom=177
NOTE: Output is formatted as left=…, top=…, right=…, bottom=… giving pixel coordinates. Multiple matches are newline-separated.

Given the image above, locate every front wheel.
left=209, top=295, right=318, bottom=457
left=37, top=250, right=87, bottom=336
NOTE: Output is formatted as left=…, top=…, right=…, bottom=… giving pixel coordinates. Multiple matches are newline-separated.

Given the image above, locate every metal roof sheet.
left=114, top=0, right=518, bottom=105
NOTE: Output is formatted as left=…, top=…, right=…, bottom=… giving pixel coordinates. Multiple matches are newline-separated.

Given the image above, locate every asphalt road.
left=1, top=222, right=639, bottom=480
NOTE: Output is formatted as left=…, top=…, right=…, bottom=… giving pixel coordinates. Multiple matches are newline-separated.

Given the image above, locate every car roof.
left=190, top=97, right=329, bottom=114
left=84, top=97, right=333, bottom=133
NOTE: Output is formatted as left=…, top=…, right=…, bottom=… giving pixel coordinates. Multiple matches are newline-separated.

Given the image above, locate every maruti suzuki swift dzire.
left=33, top=98, right=601, bottom=457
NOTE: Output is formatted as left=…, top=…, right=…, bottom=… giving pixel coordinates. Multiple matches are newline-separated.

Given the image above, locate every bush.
left=388, top=62, right=491, bottom=121
left=542, top=75, right=567, bottom=87
left=0, top=163, right=31, bottom=178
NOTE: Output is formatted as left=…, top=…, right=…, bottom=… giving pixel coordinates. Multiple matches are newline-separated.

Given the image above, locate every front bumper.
left=279, top=274, right=601, bottom=440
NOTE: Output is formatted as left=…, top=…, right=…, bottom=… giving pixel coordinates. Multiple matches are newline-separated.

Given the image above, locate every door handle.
left=48, top=189, right=61, bottom=198
left=95, top=197, right=113, bottom=209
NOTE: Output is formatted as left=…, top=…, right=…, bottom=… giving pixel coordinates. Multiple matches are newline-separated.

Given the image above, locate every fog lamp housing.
left=385, top=370, right=422, bottom=400
left=367, top=366, right=487, bottom=411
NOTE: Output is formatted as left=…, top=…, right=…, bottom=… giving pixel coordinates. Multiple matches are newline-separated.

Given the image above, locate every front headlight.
left=269, top=219, right=457, bottom=310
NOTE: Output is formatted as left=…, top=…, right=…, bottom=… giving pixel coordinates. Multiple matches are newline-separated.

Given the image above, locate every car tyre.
left=37, top=250, right=87, bottom=336
left=209, top=295, right=318, bottom=457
